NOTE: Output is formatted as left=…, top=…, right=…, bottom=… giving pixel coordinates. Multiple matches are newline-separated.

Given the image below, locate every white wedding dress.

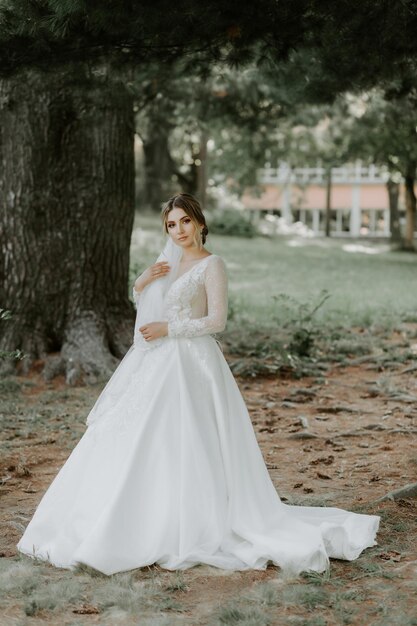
left=16, top=253, right=379, bottom=576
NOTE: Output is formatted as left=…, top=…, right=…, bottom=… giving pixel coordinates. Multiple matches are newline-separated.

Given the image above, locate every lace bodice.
left=133, top=254, right=228, bottom=340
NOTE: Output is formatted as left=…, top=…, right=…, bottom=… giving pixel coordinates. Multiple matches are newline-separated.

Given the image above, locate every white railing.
left=259, top=162, right=390, bottom=185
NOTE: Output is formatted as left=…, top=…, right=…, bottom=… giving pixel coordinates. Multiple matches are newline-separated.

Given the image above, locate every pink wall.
left=242, top=183, right=406, bottom=211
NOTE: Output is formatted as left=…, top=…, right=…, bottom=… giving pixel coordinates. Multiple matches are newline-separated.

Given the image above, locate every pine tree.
left=0, top=1, right=310, bottom=381
left=2, top=1, right=417, bottom=381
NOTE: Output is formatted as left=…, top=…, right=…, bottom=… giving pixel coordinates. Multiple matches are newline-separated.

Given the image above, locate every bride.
left=16, top=192, right=379, bottom=576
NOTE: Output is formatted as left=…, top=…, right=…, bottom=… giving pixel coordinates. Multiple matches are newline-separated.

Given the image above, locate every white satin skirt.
left=17, top=335, right=380, bottom=575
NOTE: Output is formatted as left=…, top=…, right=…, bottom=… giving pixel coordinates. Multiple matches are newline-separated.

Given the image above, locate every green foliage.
left=226, top=286, right=417, bottom=379
left=1, top=0, right=417, bottom=94
left=272, top=290, right=331, bottom=358
left=164, top=571, right=189, bottom=593
left=300, top=569, right=332, bottom=586
left=289, top=585, right=330, bottom=610
left=348, top=87, right=417, bottom=179
left=0, top=557, right=186, bottom=622
left=0, top=1, right=315, bottom=75
left=0, top=562, right=42, bottom=596
left=73, top=562, right=108, bottom=578
left=226, top=324, right=301, bottom=379
left=213, top=602, right=271, bottom=625
left=208, top=209, right=258, bottom=238
left=0, top=377, right=21, bottom=393
left=24, top=579, right=84, bottom=616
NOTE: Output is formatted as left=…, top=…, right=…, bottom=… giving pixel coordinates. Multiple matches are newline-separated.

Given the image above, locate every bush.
left=208, top=209, right=258, bottom=238
left=272, top=290, right=331, bottom=358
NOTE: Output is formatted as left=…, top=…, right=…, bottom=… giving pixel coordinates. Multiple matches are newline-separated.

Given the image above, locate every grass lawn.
left=130, top=212, right=417, bottom=329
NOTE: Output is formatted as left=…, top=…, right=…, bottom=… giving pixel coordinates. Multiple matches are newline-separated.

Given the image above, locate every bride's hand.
left=134, top=261, right=170, bottom=293
left=139, top=321, right=168, bottom=341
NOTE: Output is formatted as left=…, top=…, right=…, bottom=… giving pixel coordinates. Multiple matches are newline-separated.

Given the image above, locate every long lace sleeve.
left=167, top=256, right=228, bottom=338
left=132, top=286, right=141, bottom=309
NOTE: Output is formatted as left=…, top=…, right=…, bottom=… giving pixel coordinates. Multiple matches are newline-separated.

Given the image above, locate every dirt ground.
left=0, top=335, right=416, bottom=625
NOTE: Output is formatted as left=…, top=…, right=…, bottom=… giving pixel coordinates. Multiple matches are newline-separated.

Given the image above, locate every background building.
left=242, top=162, right=407, bottom=237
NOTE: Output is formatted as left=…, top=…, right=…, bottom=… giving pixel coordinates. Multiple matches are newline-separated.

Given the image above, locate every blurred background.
left=129, top=61, right=417, bottom=377
left=0, top=1, right=416, bottom=382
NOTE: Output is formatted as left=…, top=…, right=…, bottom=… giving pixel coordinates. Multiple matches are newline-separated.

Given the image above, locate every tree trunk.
left=386, top=179, right=402, bottom=246
left=141, top=118, right=177, bottom=211
left=324, top=166, right=332, bottom=237
left=404, top=170, right=416, bottom=250
left=176, top=147, right=199, bottom=197
left=0, top=64, right=136, bottom=383
left=196, top=129, right=209, bottom=207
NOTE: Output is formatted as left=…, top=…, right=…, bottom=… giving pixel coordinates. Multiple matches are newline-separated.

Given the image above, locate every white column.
left=350, top=184, right=361, bottom=236
left=383, top=209, right=390, bottom=236
left=369, top=209, right=376, bottom=234
left=252, top=210, right=261, bottom=225
left=282, top=184, right=293, bottom=223
left=312, top=209, right=320, bottom=233
left=336, top=209, right=343, bottom=233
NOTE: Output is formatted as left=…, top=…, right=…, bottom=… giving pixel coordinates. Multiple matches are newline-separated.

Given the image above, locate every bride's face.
left=166, top=208, right=201, bottom=248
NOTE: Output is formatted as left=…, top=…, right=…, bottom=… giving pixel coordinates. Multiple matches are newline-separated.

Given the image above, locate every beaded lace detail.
left=132, top=286, right=141, bottom=307
left=165, top=254, right=228, bottom=338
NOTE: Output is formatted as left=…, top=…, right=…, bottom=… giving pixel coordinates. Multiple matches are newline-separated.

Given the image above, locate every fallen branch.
left=376, top=482, right=417, bottom=502
left=335, top=355, right=377, bottom=367
left=400, top=364, right=417, bottom=374
left=287, top=432, right=319, bottom=440
left=332, top=428, right=417, bottom=438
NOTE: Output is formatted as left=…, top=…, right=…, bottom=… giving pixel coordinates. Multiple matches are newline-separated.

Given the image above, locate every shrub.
left=272, top=290, right=331, bottom=358
left=208, top=209, right=258, bottom=238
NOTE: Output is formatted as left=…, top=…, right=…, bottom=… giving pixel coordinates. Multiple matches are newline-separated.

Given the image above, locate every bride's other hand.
left=139, top=321, right=168, bottom=341
left=134, top=261, right=170, bottom=293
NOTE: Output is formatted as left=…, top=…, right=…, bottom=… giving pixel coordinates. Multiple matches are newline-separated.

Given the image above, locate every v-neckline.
left=170, top=253, right=215, bottom=290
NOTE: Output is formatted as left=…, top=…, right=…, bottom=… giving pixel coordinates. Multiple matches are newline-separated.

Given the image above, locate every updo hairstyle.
left=161, top=193, right=209, bottom=247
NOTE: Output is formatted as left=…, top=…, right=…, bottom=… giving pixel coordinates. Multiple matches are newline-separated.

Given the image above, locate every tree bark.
left=141, top=118, right=177, bottom=212
left=386, top=179, right=402, bottom=246
left=404, top=168, right=416, bottom=250
left=0, top=64, right=136, bottom=383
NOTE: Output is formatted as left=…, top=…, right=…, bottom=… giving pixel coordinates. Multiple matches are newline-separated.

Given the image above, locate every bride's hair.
left=161, top=193, right=209, bottom=246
